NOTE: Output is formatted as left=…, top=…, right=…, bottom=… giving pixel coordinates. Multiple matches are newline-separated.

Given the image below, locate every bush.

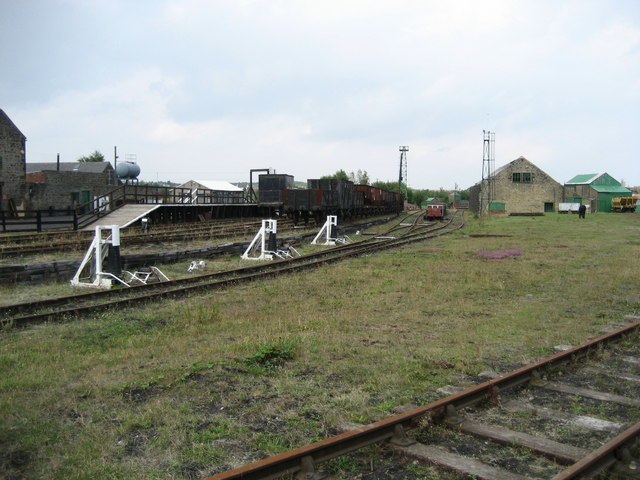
left=245, top=338, right=298, bottom=369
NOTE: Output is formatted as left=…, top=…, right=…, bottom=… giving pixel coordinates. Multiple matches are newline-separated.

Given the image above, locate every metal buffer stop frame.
left=311, top=215, right=350, bottom=246
left=241, top=219, right=300, bottom=260
left=71, top=225, right=169, bottom=289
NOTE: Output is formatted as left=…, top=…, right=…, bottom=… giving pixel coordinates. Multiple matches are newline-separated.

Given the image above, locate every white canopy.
left=179, top=180, right=243, bottom=191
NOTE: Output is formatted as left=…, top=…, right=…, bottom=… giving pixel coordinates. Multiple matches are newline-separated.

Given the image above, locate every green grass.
left=1, top=212, right=639, bottom=478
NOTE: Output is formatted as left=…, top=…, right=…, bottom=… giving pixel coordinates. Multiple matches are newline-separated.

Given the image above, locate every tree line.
left=321, top=169, right=468, bottom=206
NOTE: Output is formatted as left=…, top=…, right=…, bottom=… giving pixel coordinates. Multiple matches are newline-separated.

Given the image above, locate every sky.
left=1, top=0, right=639, bottom=189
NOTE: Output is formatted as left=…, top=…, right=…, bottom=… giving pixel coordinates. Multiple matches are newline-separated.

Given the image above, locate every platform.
left=82, top=204, right=162, bottom=230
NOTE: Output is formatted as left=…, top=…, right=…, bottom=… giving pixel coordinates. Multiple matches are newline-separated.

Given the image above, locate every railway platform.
left=81, top=204, right=161, bottom=230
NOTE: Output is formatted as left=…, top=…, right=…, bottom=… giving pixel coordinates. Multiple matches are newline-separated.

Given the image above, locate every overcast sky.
left=2, top=0, right=638, bottom=189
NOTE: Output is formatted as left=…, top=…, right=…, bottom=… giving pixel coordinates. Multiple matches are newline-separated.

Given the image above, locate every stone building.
left=0, top=108, right=27, bottom=213
left=25, top=162, right=117, bottom=211
left=564, top=173, right=631, bottom=213
left=468, top=156, right=563, bottom=215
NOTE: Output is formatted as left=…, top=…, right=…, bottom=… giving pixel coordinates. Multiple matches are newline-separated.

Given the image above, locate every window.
left=512, top=172, right=532, bottom=183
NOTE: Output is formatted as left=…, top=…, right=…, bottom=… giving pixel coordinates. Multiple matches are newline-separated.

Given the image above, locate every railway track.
left=0, top=212, right=464, bottom=328
left=0, top=214, right=403, bottom=258
left=0, top=218, right=296, bottom=257
left=0, top=216, right=256, bottom=243
left=207, top=319, right=640, bottom=479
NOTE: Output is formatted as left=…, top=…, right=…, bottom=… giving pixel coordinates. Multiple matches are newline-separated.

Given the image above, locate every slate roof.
left=26, top=162, right=114, bottom=174
left=0, top=108, right=26, bottom=139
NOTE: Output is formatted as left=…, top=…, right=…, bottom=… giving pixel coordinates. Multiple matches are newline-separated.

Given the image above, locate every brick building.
left=25, top=162, right=117, bottom=211
left=468, top=156, right=563, bottom=215
left=0, top=108, right=27, bottom=213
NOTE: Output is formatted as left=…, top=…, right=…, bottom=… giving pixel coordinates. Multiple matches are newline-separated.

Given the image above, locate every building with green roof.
left=564, top=173, right=631, bottom=213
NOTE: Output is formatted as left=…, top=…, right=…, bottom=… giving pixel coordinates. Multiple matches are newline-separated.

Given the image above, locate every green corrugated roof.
left=590, top=185, right=632, bottom=194
left=566, top=173, right=599, bottom=184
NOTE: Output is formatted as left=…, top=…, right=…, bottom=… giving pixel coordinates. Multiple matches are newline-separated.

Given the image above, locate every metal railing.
left=0, top=208, right=81, bottom=232
left=0, top=185, right=251, bottom=232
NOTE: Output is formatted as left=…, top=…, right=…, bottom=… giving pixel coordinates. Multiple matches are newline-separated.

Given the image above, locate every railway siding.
left=1, top=214, right=460, bottom=326
left=0, top=217, right=394, bottom=284
left=210, top=319, right=640, bottom=479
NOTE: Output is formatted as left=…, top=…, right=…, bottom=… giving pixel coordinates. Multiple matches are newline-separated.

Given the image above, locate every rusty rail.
left=552, top=420, right=640, bottom=479
left=206, top=320, right=640, bottom=480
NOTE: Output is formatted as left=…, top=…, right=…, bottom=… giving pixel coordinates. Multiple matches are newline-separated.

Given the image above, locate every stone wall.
left=563, top=184, right=595, bottom=203
left=489, top=157, right=563, bottom=214
left=468, top=183, right=481, bottom=213
left=26, top=170, right=114, bottom=210
left=0, top=118, right=26, bottom=211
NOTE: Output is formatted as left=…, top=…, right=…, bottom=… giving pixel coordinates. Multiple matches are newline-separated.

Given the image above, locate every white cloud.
left=589, top=22, right=640, bottom=67
left=3, top=0, right=639, bottom=188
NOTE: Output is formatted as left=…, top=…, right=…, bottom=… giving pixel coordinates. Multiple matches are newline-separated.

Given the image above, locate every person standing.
left=578, top=204, right=586, bottom=219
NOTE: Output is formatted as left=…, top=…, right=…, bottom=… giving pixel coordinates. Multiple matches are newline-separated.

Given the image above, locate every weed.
left=375, top=400, right=397, bottom=413
left=351, top=414, right=368, bottom=424
left=193, top=419, right=235, bottom=443
left=511, top=409, right=534, bottom=419
left=252, top=432, right=291, bottom=454
left=182, top=361, right=216, bottom=381
left=569, top=395, right=585, bottom=415
left=245, top=338, right=298, bottom=370
left=180, top=443, right=226, bottom=466
left=406, top=462, right=442, bottom=479
left=325, top=454, right=359, bottom=475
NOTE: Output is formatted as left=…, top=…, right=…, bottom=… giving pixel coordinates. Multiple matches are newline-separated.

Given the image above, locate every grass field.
left=1, top=212, right=639, bottom=479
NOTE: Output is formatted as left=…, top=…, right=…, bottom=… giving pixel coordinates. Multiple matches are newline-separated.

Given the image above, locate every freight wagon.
left=258, top=174, right=403, bottom=224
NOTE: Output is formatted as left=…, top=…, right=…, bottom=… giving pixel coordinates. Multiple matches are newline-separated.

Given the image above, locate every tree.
left=356, top=169, right=370, bottom=185
left=405, top=187, right=414, bottom=204
left=321, top=169, right=350, bottom=180
left=78, top=150, right=105, bottom=162
left=373, top=180, right=400, bottom=192
left=413, top=191, right=426, bottom=207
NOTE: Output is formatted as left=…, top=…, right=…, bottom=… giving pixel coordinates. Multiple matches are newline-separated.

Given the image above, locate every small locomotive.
left=424, top=203, right=447, bottom=221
